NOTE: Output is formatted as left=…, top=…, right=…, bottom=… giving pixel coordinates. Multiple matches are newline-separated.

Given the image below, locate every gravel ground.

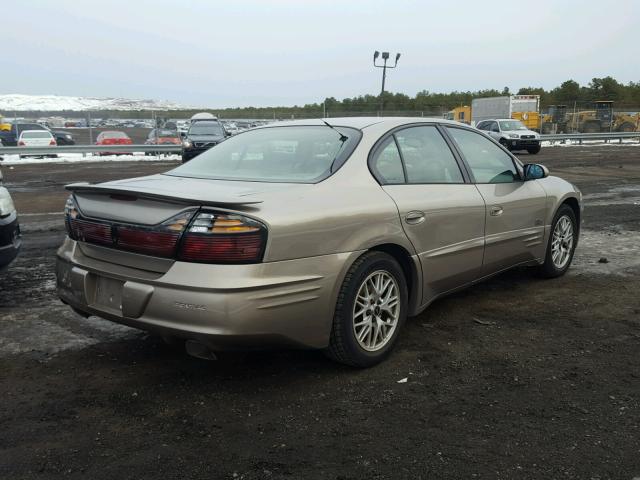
left=0, top=146, right=639, bottom=479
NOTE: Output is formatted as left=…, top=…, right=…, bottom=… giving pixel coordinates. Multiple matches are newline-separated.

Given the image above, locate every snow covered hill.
left=0, top=94, right=194, bottom=112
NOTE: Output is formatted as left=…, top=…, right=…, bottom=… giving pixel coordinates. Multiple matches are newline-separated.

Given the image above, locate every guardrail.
left=540, top=132, right=640, bottom=143
left=0, top=144, right=182, bottom=155
left=1, top=132, right=639, bottom=156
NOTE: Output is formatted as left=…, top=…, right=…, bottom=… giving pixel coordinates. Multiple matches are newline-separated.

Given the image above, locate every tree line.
left=9, top=76, right=640, bottom=120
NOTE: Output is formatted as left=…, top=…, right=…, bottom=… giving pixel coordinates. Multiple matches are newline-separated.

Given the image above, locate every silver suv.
left=476, top=119, right=541, bottom=154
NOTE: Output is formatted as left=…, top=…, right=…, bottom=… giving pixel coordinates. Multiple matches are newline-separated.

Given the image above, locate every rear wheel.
left=325, top=251, right=407, bottom=367
left=617, top=121, right=635, bottom=132
left=538, top=204, right=577, bottom=278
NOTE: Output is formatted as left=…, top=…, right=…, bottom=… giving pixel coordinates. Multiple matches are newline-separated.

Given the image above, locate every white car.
left=476, top=119, right=541, bottom=154
left=18, top=130, right=57, bottom=158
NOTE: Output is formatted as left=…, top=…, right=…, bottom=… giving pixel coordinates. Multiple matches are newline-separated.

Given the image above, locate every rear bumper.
left=0, top=213, right=21, bottom=269
left=56, top=238, right=360, bottom=350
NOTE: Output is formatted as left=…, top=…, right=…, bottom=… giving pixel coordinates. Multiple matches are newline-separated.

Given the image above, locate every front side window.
left=168, top=126, right=361, bottom=183
left=394, top=126, right=463, bottom=184
left=447, top=127, right=519, bottom=184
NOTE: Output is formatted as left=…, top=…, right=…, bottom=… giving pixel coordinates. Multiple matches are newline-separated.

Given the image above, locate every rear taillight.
left=178, top=212, right=266, bottom=264
left=18, top=140, right=25, bottom=146
left=49, top=139, right=57, bottom=146
left=114, top=211, right=193, bottom=257
left=63, top=196, right=266, bottom=264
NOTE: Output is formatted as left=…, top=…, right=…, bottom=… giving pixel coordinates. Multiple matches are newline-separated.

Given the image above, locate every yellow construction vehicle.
left=511, top=111, right=541, bottom=131
left=561, top=101, right=638, bottom=133
left=444, top=105, right=471, bottom=124
left=541, top=105, right=569, bottom=133
left=0, top=114, right=11, bottom=131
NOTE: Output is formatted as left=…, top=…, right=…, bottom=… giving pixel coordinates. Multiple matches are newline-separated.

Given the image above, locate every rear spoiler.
left=65, top=182, right=263, bottom=206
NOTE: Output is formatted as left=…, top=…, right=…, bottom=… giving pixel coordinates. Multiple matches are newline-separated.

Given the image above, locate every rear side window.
left=370, top=137, right=405, bottom=184
left=394, top=126, right=463, bottom=184
left=447, top=127, right=519, bottom=184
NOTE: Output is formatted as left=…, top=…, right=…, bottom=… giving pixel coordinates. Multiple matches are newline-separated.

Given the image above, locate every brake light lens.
left=49, top=139, right=57, bottom=146
left=178, top=212, right=266, bottom=263
left=18, top=140, right=25, bottom=146
left=63, top=196, right=266, bottom=264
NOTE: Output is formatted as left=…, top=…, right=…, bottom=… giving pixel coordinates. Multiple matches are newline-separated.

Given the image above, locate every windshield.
left=499, top=120, right=527, bottom=131
left=189, top=121, right=224, bottom=136
left=167, top=125, right=361, bottom=183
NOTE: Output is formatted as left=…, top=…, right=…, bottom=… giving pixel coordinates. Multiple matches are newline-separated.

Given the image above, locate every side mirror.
left=523, top=163, right=549, bottom=180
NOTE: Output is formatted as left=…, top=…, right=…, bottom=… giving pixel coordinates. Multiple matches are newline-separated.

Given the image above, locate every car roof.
left=260, top=117, right=464, bottom=130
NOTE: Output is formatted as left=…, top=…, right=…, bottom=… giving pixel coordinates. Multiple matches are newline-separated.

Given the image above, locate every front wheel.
left=325, top=251, right=408, bottom=367
left=538, top=204, right=577, bottom=278
left=527, top=145, right=541, bottom=154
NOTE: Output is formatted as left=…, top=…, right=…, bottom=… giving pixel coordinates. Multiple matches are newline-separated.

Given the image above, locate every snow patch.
left=0, top=93, right=194, bottom=112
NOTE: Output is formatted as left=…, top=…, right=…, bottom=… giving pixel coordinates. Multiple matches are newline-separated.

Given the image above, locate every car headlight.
left=0, top=187, right=16, bottom=217
left=182, top=140, right=192, bottom=148
left=508, top=134, right=520, bottom=139
left=65, top=134, right=72, bottom=139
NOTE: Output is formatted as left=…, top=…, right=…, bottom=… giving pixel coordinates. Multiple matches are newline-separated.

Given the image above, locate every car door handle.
left=405, top=211, right=426, bottom=225
left=490, top=205, right=504, bottom=216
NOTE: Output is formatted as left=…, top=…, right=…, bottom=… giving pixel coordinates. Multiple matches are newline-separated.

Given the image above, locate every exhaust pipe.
left=184, top=340, right=218, bottom=361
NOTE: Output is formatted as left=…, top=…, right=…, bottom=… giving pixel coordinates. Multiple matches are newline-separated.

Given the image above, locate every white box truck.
left=471, top=95, right=540, bottom=126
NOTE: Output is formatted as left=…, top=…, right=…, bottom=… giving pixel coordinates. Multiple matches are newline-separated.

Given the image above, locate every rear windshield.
left=167, top=125, right=362, bottom=183
left=101, top=131, right=129, bottom=139
left=156, top=129, right=178, bottom=137
left=189, top=121, right=224, bottom=136
left=21, top=131, right=52, bottom=138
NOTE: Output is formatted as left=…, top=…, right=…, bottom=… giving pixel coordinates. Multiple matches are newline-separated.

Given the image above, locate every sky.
left=2, top=0, right=639, bottom=108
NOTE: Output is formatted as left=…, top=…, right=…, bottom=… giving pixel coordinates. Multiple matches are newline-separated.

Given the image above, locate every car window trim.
left=367, top=122, right=472, bottom=185
left=441, top=125, right=524, bottom=184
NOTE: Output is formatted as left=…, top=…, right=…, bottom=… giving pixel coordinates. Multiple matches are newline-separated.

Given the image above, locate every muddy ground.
left=0, top=145, right=639, bottom=479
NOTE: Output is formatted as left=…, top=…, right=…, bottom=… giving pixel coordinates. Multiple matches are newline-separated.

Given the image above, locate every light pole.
left=373, top=51, right=401, bottom=114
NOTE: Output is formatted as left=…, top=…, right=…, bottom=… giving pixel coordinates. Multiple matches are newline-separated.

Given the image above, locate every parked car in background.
left=18, top=130, right=57, bottom=158
left=57, top=117, right=581, bottom=367
left=54, top=131, right=75, bottom=145
left=181, top=113, right=227, bottom=162
left=95, top=131, right=133, bottom=156
left=0, top=122, right=74, bottom=147
left=223, top=122, right=239, bottom=135
left=0, top=170, right=21, bottom=270
left=144, top=129, right=182, bottom=155
left=476, top=119, right=541, bottom=154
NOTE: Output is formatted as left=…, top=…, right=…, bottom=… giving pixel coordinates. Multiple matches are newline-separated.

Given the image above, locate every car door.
left=370, top=125, right=486, bottom=303
left=486, top=121, right=501, bottom=141
left=444, top=126, right=547, bottom=275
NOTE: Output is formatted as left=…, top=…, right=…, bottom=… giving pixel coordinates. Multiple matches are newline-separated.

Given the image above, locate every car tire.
left=537, top=204, right=578, bottom=278
left=325, top=251, right=408, bottom=367
left=527, top=146, right=541, bottom=154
